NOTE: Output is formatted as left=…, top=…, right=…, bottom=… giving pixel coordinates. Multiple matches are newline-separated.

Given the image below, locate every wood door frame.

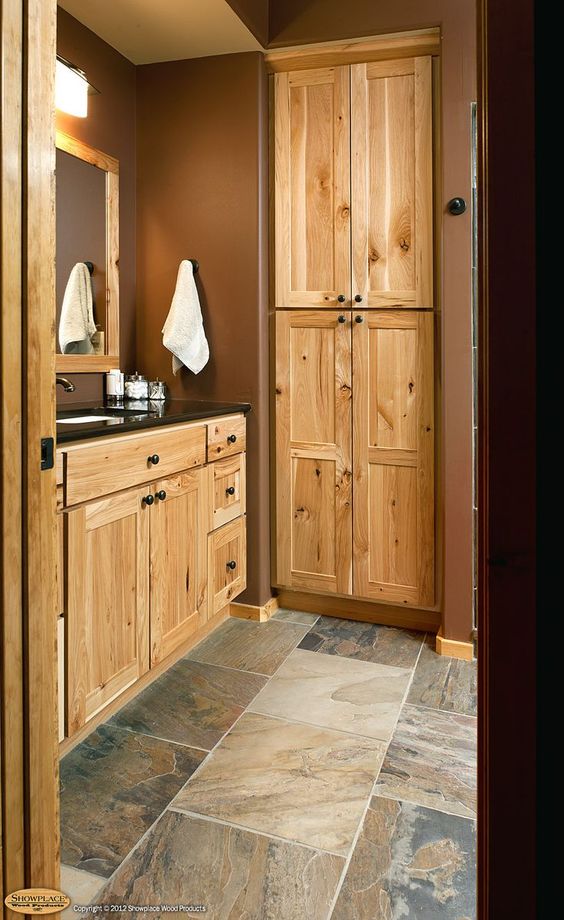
left=1, top=0, right=59, bottom=902
left=477, top=0, right=536, bottom=916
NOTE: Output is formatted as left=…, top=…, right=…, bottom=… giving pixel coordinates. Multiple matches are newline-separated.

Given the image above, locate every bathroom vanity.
left=56, top=400, right=249, bottom=746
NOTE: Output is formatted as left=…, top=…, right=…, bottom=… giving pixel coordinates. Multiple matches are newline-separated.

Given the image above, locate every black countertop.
left=56, top=398, right=251, bottom=444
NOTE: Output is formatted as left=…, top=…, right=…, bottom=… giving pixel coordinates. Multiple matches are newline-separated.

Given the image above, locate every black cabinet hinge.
left=41, top=437, right=54, bottom=470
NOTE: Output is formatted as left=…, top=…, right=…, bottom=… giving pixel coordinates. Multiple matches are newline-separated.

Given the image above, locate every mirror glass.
left=55, top=130, right=119, bottom=372
left=56, top=149, right=107, bottom=355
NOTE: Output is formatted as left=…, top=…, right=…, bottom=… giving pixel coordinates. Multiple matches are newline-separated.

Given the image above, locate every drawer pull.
left=337, top=294, right=346, bottom=303
left=156, top=490, right=167, bottom=501
left=226, top=486, right=236, bottom=496
left=148, top=454, right=160, bottom=465
left=338, top=315, right=346, bottom=323
left=227, top=434, right=237, bottom=444
left=142, top=494, right=155, bottom=506
left=226, top=560, right=237, bottom=570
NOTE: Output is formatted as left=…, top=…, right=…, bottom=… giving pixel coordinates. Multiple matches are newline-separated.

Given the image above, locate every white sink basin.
left=57, top=415, right=115, bottom=424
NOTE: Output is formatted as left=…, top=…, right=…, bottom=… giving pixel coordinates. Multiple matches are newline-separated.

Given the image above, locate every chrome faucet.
left=56, top=376, right=76, bottom=393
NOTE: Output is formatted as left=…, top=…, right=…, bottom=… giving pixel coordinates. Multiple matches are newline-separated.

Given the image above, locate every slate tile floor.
left=60, top=612, right=477, bottom=919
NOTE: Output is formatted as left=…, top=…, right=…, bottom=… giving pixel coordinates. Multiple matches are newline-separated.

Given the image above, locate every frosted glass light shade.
left=55, top=59, right=88, bottom=117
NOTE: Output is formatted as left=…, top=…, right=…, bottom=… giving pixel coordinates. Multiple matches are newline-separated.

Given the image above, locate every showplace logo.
left=4, top=889, right=70, bottom=915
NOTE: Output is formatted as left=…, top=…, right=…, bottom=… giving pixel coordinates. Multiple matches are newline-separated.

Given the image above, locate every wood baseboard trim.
left=58, top=605, right=230, bottom=758
left=276, top=590, right=440, bottom=632
left=229, top=597, right=279, bottom=622
left=435, top=627, right=474, bottom=660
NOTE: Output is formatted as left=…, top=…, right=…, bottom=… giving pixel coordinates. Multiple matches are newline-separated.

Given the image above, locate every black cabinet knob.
left=143, top=494, right=154, bottom=506
left=156, top=490, right=166, bottom=501
left=148, top=454, right=160, bottom=465
left=227, top=434, right=237, bottom=443
left=226, top=560, right=237, bottom=570
left=337, top=315, right=346, bottom=323
left=354, top=294, right=363, bottom=303
left=355, top=315, right=364, bottom=323
left=337, top=294, right=346, bottom=303
left=226, top=486, right=236, bottom=495
left=448, top=197, right=467, bottom=215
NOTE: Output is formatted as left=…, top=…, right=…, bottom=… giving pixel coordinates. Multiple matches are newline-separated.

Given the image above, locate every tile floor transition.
left=60, top=612, right=477, bottom=919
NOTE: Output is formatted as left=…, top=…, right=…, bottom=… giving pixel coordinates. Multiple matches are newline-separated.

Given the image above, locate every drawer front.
left=207, top=415, right=246, bottom=462
left=208, top=516, right=247, bottom=615
left=64, top=424, right=206, bottom=506
left=209, top=453, right=246, bottom=530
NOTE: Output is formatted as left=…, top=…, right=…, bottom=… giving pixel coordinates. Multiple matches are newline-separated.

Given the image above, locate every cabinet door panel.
left=208, top=516, right=247, bottom=616
left=353, top=311, right=434, bottom=605
left=275, top=67, right=350, bottom=307
left=66, top=487, right=149, bottom=735
left=351, top=57, right=433, bottom=308
left=150, top=468, right=208, bottom=666
left=275, top=310, right=352, bottom=593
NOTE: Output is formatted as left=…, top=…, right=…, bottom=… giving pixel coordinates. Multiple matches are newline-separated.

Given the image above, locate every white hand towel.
left=58, top=262, right=96, bottom=355
left=162, top=260, right=209, bottom=375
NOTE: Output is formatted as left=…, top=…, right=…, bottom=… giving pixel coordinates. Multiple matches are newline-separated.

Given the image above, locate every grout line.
left=244, top=705, right=394, bottom=745
left=103, top=723, right=213, bottom=754
left=369, top=790, right=477, bottom=822
left=401, top=700, right=478, bottom=720
left=168, top=806, right=346, bottom=859
left=184, top=654, right=272, bottom=678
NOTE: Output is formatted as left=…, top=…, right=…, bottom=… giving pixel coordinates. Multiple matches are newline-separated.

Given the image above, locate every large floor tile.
left=271, top=608, right=320, bottom=626
left=173, top=711, right=386, bottom=855
left=374, top=704, right=477, bottom=818
left=60, top=724, right=205, bottom=877
left=332, top=796, right=476, bottom=919
left=187, top=617, right=309, bottom=675
left=408, top=635, right=477, bottom=716
left=98, top=810, right=344, bottom=920
left=248, top=648, right=410, bottom=742
left=61, top=865, right=104, bottom=919
left=298, top=616, right=425, bottom=669
left=109, top=658, right=266, bottom=750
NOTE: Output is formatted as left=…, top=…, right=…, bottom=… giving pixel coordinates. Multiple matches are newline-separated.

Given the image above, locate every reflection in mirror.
left=55, top=130, right=119, bottom=373
left=56, top=149, right=106, bottom=354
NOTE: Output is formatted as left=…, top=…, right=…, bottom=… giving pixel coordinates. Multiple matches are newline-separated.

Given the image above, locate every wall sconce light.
left=55, top=56, right=99, bottom=118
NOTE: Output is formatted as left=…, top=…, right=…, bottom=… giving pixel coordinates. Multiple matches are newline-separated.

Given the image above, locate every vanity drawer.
left=206, top=415, right=246, bottom=462
left=208, top=516, right=247, bottom=615
left=208, top=453, right=246, bottom=530
left=63, top=424, right=206, bottom=506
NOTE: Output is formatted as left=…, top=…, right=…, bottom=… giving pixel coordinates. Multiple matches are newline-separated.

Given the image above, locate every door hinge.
left=41, top=437, right=54, bottom=471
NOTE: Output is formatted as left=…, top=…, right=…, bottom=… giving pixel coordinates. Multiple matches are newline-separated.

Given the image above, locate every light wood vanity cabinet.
left=58, top=414, right=247, bottom=740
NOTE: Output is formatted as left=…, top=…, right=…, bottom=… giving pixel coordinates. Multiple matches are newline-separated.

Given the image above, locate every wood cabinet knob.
left=226, top=560, right=237, bottom=570
left=148, top=454, right=160, bottom=465
left=338, top=315, right=346, bottom=323
left=142, top=494, right=154, bottom=505
left=354, top=294, right=363, bottom=303
left=156, top=490, right=166, bottom=501
left=355, top=315, right=364, bottom=323
left=337, top=294, right=346, bottom=303
left=226, top=486, right=236, bottom=495
left=227, top=434, right=237, bottom=443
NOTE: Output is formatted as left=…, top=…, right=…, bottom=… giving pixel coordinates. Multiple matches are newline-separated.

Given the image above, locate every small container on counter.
left=105, top=369, right=124, bottom=405
left=148, top=378, right=168, bottom=401
left=124, top=372, right=149, bottom=400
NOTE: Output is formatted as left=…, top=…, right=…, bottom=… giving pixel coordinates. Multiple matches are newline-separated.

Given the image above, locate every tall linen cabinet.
left=273, top=52, right=436, bottom=611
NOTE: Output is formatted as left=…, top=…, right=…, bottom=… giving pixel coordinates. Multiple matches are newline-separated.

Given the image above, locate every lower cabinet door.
left=66, top=487, right=150, bottom=736
left=352, top=311, right=435, bottom=606
left=149, top=468, right=208, bottom=666
left=208, top=516, right=247, bottom=616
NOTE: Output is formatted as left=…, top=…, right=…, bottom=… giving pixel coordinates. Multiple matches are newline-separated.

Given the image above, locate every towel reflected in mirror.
left=58, top=261, right=96, bottom=354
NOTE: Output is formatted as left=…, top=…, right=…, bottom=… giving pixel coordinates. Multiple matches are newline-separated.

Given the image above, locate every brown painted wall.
left=56, top=9, right=136, bottom=404
left=269, top=1, right=477, bottom=642
left=136, top=52, right=270, bottom=607
left=226, top=0, right=269, bottom=46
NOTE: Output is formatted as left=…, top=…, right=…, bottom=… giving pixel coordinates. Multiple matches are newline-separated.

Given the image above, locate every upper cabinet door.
left=275, top=310, right=352, bottom=593
left=351, top=57, right=433, bottom=308
left=275, top=67, right=351, bottom=308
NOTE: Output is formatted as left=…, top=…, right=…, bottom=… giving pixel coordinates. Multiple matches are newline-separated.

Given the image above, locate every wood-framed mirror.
left=55, top=129, right=119, bottom=372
